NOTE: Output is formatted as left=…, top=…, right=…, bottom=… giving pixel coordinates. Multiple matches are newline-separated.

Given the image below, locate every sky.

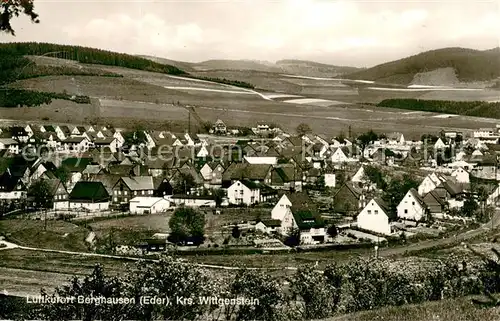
left=0, top=0, right=499, bottom=67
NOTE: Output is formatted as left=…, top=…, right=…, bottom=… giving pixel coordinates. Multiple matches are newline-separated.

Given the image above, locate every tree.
left=230, top=270, right=286, bottom=321
left=0, top=0, right=39, bottom=36
left=461, top=194, right=479, bottom=218
left=296, top=123, right=312, bottom=136
left=284, top=228, right=301, bottom=246
left=382, top=174, right=419, bottom=217
left=211, top=188, right=225, bottom=207
left=35, top=265, right=132, bottom=321
left=173, top=172, right=196, bottom=194
left=168, top=207, right=205, bottom=245
left=364, top=165, right=387, bottom=189
left=54, top=166, right=70, bottom=185
left=327, top=224, right=338, bottom=238
left=28, top=179, right=51, bottom=210
left=290, top=266, right=336, bottom=319
left=231, top=225, right=241, bottom=239
left=357, top=130, right=378, bottom=158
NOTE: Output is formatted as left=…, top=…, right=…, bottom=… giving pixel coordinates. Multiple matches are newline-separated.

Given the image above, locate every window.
left=367, top=210, right=371, bottom=214
left=114, top=190, right=117, bottom=195
left=240, top=190, right=243, bottom=195
left=250, top=196, right=255, bottom=203
left=114, top=197, right=118, bottom=202
left=374, top=210, right=378, bottom=214
left=118, top=190, right=122, bottom=195
left=124, top=191, right=128, bottom=195
left=412, top=201, right=415, bottom=205
left=404, top=209, right=408, bottom=214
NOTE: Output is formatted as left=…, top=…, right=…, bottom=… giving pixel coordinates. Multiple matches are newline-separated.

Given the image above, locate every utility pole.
left=348, top=125, right=352, bottom=139
left=188, top=109, right=191, bottom=135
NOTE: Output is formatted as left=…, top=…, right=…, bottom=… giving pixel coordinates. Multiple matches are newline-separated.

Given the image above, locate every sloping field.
left=99, top=98, right=189, bottom=120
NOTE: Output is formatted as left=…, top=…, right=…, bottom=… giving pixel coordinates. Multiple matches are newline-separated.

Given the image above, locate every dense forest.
left=0, top=42, right=186, bottom=75
left=0, top=89, right=90, bottom=107
left=377, top=99, right=500, bottom=119
left=186, top=75, right=255, bottom=89
left=346, top=47, right=500, bottom=84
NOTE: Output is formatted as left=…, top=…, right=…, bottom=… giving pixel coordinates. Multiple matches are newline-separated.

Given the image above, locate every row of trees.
left=378, top=99, right=500, bottom=119
left=0, top=89, right=90, bottom=107
left=3, top=254, right=495, bottom=320
left=186, top=75, right=255, bottom=89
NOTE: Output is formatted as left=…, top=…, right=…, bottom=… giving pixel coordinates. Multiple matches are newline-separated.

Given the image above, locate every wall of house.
left=418, top=177, right=437, bottom=196
left=325, top=173, right=336, bottom=187
left=397, top=193, right=426, bottom=221
left=0, top=191, right=26, bottom=200
left=69, top=201, right=109, bottom=212
left=53, top=201, right=69, bottom=210
left=300, top=227, right=326, bottom=244
left=130, top=200, right=170, bottom=214
left=227, top=182, right=260, bottom=205
left=357, top=200, right=391, bottom=235
left=271, top=195, right=291, bottom=221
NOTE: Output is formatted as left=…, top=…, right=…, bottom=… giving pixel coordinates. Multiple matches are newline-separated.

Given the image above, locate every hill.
left=137, top=55, right=196, bottom=72
left=277, top=59, right=363, bottom=77
left=344, top=47, right=500, bottom=85
left=194, top=59, right=283, bottom=73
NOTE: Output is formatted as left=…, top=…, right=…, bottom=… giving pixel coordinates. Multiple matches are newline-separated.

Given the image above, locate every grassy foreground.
left=325, top=296, right=500, bottom=321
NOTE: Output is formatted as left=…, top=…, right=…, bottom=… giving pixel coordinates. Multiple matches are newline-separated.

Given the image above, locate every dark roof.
left=0, top=171, right=24, bottom=192
left=239, top=179, right=260, bottom=189
left=87, top=173, right=121, bottom=194
left=259, top=219, right=282, bottom=227
left=59, top=126, right=71, bottom=134
left=62, top=158, right=93, bottom=172
left=408, top=188, right=426, bottom=207
left=69, top=181, right=109, bottom=202
left=230, top=164, right=271, bottom=181
left=437, top=180, right=464, bottom=196
left=423, top=190, right=447, bottom=206
left=293, top=210, right=325, bottom=229
left=10, top=127, right=28, bottom=136
left=373, top=198, right=390, bottom=213
left=286, top=192, right=318, bottom=214
left=43, top=125, right=55, bottom=132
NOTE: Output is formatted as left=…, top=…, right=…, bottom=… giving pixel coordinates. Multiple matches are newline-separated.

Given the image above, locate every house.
left=199, top=162, right=225, bottom=187
left=93, top=137, right=119, bottom=153
left=433, top=180, right=467, bottom=209
left=167, top=194, right=217, bottom=207
left=228, top=164, right=272, bottom=186
left=62, top=137, right=91, bottom=153
left=324, top=171, right=336, bottom=188
left=71, top=126, right=87, bottom=136
left=269, top=165, right=302, bottom=192
left=153, top=178, right=174, bottom=197
left=271, top=192, right=326, bottom=244
left=61, top=158, right=93, bottom=184
left=330, top=147, right=349, bottom=163
left=55, top=126, right=71, bottom=140
left=417, top=172, right=447, bottom=196
left=24, top=125, right=34, bottom=137
left=212, top=119, right=227, bottom=134
left=397, top=188, right=428, bottom=221
left=451, top=167, right=470, bottom=184
left=29, top=179, right=69, bottom=210
left=39, top=125, right=55, bottom=133
left=10, top=127, right=30, bottom=143
left=0, top=170, right=27, bottom=202
left=254, top=219, right=281, bottom=234
left=332, top=182, right=366, bottom=216
left=422, top=190, right=447, bottom=215
left=356, top=198, right=392, bottom=235
left=434, top=138, right=446, bottom=149
left=69, top=181, right=110, bottom=212
left=129, top=197, right=170, bottom=214
left=0, top=138, right=19, bottom=154
left=112, top=176, right=154, bottom=207
left=351, top=165, right=368, bottom=184
left=227, top=179, right=275, bottom=206
left=386, top=132, right=405, bottom=145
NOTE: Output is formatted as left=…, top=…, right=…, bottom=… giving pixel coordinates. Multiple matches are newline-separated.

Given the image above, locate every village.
left=1, top=119, right=500, bottom=254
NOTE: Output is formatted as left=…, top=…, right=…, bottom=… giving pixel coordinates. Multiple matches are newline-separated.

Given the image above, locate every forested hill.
left=0, top=42, right=186, bottom=76
left=344, top=47, right=500, bottom=85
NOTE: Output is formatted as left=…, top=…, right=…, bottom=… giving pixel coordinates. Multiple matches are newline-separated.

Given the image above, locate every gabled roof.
left=423, top=190, right=447, bottom=206
left=94, top=137, right=116, bottom=145
left=407, top=188, right=426, bottom=207
left=0, top=138, right=18, bottom=145
left=63, top=137, right=87, bottom=144
left=59, top=126, right=71, bottom=134
left=69, top=181, right=109, bottom=201
left=437, top=180, right=463, bottom=196
left=230, top=164, right=271, bottom=181
left=87, top=173, right=121, bottom=194
left=372, top=198, right=390, bottom=214
left=119, top=176, right=154, bottom=191
left=285, top=191, right=317, bottom=214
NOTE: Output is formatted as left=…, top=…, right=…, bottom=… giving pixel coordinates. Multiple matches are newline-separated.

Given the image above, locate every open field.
left=1, top=63, right=500, bottom=138
left=0, top=219, right=90, bottom=252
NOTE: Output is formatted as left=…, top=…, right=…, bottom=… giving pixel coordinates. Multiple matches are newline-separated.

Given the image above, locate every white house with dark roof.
left=357, top=198, right=392, bottom=235
left=0, top=138, right=19, bottom=154
left=397, top=188, right=428, bottom=221
left=418, top=172, right=447, bottom=196
left=227, top=180, right=262, bottom=206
